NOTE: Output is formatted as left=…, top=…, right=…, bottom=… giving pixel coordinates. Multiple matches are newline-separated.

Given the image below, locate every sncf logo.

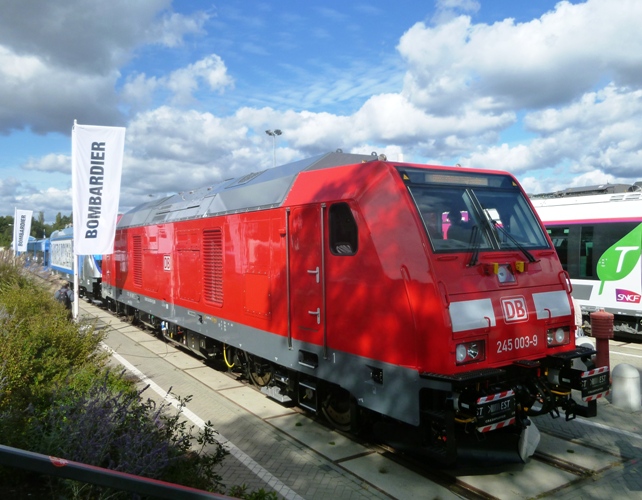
left=501, top=296, right=529, bottom=323
left=616, top=289, right=641, bottom=304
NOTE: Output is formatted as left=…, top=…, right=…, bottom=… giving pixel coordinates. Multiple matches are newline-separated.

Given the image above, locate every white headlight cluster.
left=455, top=341, right=484, bottom=365
left=546, top=327, right=570, bottom=347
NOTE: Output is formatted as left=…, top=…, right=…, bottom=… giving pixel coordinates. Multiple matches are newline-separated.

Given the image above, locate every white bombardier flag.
left=13, top=208, right=33, bottom=253
left=72, top=123, right=125, bottom=255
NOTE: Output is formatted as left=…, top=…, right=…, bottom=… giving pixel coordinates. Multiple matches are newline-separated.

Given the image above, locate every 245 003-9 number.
left=497, top=335, right=538, bottom=353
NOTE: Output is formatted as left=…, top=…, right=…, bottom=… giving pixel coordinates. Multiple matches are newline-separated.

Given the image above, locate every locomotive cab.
left=391, top=166, right=609, bottom=462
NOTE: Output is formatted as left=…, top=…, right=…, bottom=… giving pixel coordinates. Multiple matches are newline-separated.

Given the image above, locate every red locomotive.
left=102, top=152, right=609, bottom=464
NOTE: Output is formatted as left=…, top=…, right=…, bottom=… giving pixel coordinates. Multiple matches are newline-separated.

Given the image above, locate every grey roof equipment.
left=118, top=152, right=377, bottom=229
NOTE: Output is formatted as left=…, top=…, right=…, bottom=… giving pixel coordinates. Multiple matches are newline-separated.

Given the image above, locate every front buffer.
left=379, top=346, right=610, bottom=466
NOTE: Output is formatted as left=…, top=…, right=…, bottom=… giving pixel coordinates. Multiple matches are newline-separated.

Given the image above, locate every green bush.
left=0, top=256, right=230, bottom=498
left=0, top=256, right=105, bottom=414
left=25, top=376, right=228, bottom=497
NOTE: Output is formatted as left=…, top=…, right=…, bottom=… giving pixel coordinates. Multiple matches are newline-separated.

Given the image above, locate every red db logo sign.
left=501, top=296, right=528, bottom=323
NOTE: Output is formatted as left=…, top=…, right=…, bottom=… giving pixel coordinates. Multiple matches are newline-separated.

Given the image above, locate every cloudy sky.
left=2, top=0, right=641, bottom=223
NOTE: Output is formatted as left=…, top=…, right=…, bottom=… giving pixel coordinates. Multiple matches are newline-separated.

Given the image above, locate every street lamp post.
left=265, top=129, right=282, bottom=168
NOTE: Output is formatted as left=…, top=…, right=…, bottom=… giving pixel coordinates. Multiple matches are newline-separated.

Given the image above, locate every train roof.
left=530, top=182, right=641, bottom=199
left=530, top=184, right=642, bottom=210
left=118, top=152, right=379, bottom=228
left=50, top=226, right=74, bottom=240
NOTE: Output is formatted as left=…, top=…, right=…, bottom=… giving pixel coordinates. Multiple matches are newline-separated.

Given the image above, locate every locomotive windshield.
left=398, top=167, right=550, bottom=254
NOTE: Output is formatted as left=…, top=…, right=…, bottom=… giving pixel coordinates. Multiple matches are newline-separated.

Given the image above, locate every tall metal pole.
left=265, top=129, right=282, bottom=168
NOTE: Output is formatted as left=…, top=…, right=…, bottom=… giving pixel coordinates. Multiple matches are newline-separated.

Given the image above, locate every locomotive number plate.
left=580, top=368, right=610, bottom=399
left=496, top=334, right=539, bottom=354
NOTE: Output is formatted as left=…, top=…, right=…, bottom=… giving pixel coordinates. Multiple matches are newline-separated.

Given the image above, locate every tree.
left=53, top=212, right=72, bottom=231
left=31, top=212, right=47, bottom=240
left=0, top=215, right=14, bottom=249
left=0, top=211, right=73, bottom=248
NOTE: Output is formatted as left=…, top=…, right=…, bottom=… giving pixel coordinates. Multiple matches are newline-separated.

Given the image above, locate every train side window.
left=547, top=227, right=569, bottom=270
left=329, top=203, right=358, bottom=256
left=580, top=226, right=594, bottom=278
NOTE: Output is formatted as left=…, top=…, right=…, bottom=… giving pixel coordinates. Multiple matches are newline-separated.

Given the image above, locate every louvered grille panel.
left=203, top=229, right=223, bottom=305
left=133, top=235, right=143, bottom=287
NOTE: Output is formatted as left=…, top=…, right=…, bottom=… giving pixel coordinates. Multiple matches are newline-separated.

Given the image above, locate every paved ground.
left=535, top=395, right=642, bottom=499
left=84, top=302, right=402, bottom=500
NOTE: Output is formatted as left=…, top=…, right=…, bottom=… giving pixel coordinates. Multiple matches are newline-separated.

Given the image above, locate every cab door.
left=289, top=205, right=325, bottom=348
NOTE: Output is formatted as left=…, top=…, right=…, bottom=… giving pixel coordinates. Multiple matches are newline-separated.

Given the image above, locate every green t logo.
left=597, top=223, right=642, bottom=294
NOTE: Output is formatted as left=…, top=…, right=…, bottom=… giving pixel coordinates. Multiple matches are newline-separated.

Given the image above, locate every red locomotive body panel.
left=102, top=152, right=609, bottom=465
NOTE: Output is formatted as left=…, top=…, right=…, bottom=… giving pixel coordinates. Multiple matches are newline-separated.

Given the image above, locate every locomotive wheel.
left=321, top=386, right=352, bottom=432
left=125, top=307, right=138, bottom=325
left=246, top=353, right=273, bottom=387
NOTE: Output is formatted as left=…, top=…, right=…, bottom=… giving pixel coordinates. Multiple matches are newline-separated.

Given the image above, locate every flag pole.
left=12, top=207, right=17, bottom=255
left=72, top=120, right=79, bottom=321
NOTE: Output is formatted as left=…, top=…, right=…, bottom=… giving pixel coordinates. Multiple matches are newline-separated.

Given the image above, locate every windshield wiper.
left=490, top=220, right=537, bottom=263
left=467, top=225, right=481, bottom=267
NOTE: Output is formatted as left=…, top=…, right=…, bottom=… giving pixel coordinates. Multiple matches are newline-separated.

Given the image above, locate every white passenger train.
left=50, top=226, right=103, bottom=300
left=531, top=183, right=642, bottom=340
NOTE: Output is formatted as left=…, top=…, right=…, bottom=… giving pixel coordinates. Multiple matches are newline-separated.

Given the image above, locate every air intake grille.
left=203, top=229, right=223, bottom=305
left=133, top=235, right=143, bottom=287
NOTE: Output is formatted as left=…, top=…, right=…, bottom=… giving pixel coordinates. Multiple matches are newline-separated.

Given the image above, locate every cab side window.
left=329, top=203, right=358, bottom=255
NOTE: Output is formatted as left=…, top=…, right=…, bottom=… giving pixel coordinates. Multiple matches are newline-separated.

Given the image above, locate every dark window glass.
left=400, top=167, right=549, bottom=254
left=547, top=227, right=569, bottom=271
left=329, top=203, right=358, bottom=255
left=579, top=226, right=594, bottom=278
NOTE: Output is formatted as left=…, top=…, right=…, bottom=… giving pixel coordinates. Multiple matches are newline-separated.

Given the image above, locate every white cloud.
left=167, top=55, right=234, bottom=104
left=0, top=1, right=210, bottom=134
left=122, top=55, right=233, bottom=108
left=148, top=10, right=210, bottom=48
left=399, top=0, right=642, bottom=115
left=0, top=0, right=207, bottom=73
left=22, top=154, right=70, bottom=174
left=121, top=74, right=161, bottom=110
left=0, top=45, right=122, bottom=134
left=432, top=0, right=480, bottom=23
left=0, top=177, right=23, bottom=198
left=459, top=84, right=642, bottom=190
left=126, top=106, right=247, bottom=162
left=15, top=187, right=76, bottom=219
left=0, top=46, right=44, bottom=81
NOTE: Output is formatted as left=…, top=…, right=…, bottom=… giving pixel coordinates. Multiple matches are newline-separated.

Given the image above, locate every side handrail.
left=0, top=444, right=233, bottom=500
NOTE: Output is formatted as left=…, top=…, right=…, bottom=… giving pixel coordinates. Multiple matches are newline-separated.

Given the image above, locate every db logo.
left=501, top=296, right=528, bottom=323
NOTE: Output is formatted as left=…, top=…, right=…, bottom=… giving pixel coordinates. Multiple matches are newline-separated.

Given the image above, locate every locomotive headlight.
left=496, top=264, right=515, bottom=283
left=455, top=341, right=485, bottom=364
left=546, top=327, right=570, bottom=347
left=555, top=328, right=565, bottom=343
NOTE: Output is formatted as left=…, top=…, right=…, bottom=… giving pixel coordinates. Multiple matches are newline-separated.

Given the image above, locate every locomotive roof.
left=118, top=151, right=377, bottom=228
